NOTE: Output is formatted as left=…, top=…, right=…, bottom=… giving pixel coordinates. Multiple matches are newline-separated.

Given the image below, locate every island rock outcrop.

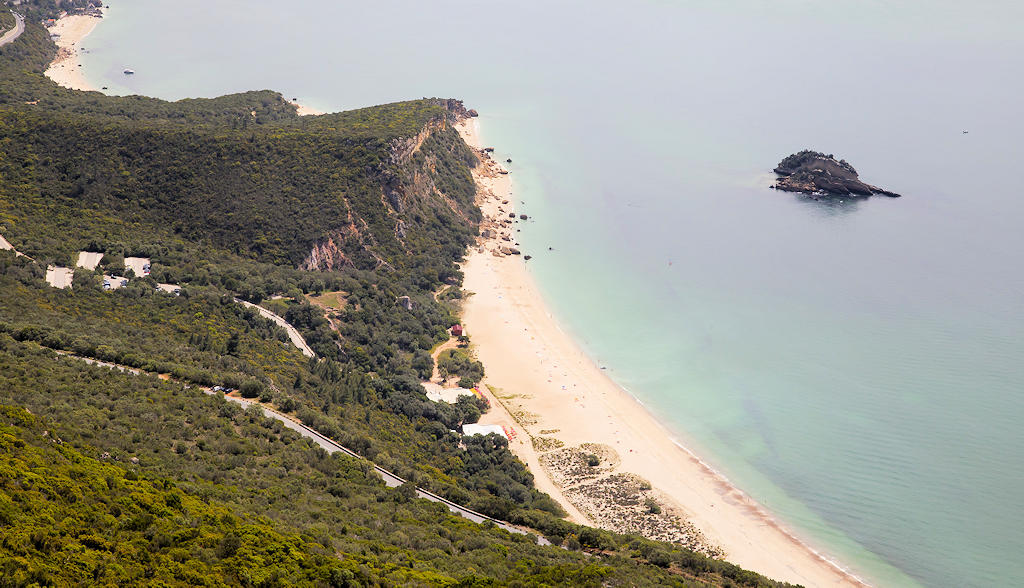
left=772, top=150, right=900, bottom=197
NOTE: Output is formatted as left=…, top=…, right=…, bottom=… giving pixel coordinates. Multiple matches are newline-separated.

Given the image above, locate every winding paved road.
left=20, top=238, right=546, bottom=540
left=225, top=303, right=548, bottom=537
left=238, top=396, right=540, bottom=538
left=0, top=12, right=25, bottom=48
left=235, top=298, right=316, bottom=358
left=57, top=350, right=545, bottom=542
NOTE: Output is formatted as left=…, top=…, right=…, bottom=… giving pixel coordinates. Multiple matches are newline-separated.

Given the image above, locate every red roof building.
left=451, top=324, right=464, bottom=337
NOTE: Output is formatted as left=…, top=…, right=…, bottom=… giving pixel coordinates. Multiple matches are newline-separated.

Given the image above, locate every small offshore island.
left=772, top=150, right=900, bottom=198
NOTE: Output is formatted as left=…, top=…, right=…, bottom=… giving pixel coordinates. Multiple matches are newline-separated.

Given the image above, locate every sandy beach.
left=44, top=12, right=104, bottom=91
left=458, top=117, right=868, bottom=587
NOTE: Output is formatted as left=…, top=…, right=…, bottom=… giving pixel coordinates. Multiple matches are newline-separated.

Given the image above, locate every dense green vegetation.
left=0, top=256, right=557, bottom=523
left=437, top=348, right=486, bottom=388
left=0, top=99, right=477, bottom=267
left=0, top=11, right=793, bottom=586
left=0, top=339, right=791, bottom=587
left=0, top=404, right=382, bottom=586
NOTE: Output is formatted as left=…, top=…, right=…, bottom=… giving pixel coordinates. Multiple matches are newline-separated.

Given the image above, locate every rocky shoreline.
left=470, top=149, right=526, bottom=258
left=772, top=150, right=900, bottom=198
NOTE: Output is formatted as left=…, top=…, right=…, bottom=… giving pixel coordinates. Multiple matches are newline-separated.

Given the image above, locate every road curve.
left=56, top=350, right=547, bottom=543
left=0, top=12, right=25, bottom=48
left=234, top=298, right=316, bottom=358
left=235, top=396, right=540, bottom=537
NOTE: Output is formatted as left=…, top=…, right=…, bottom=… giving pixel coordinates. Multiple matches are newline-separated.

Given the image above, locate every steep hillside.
left=0, top=405, right=382, bottom=586
left=0, top=339, right=790, bottom=587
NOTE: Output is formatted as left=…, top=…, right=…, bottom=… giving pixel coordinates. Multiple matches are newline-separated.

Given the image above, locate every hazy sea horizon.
left=76, top=1, right=1024, bottom=586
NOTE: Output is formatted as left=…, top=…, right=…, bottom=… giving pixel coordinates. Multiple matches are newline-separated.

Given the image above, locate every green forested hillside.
left=0, top=257, right=558, bottom=524
left=0, top=99, right=478, bottom=267
left=0, top=405, right=381, bottom=586
left=0, top=339, right=788, bottom=587
left=0, top=11, right=792, bottom=587
left=1, top=17, right=478, bottom=273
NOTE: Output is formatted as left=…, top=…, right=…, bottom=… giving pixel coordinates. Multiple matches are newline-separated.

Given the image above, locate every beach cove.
left=43, top=10, right=103, bottom=91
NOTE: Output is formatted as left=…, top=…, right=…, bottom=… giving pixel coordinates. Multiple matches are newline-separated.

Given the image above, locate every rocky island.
left=772, top=150, right=900, bottom=197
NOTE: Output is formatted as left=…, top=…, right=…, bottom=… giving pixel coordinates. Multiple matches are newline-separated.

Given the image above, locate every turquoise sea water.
left=78, top=1, right=1024, bottom=585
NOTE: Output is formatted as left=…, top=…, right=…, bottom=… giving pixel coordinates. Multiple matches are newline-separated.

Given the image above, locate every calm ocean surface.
left=79, top=1, right=1024, bottom=585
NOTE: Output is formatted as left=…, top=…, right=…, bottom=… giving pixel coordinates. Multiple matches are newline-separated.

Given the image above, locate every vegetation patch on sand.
left=531, top=436, right=565, bottom=452
left=566, top=474, right=722, bottom=556
left=511, top=408, right=540, bottom=427
left=540, top=443, right=620, bottom=487
left=540, top=444, right=722, bottom=557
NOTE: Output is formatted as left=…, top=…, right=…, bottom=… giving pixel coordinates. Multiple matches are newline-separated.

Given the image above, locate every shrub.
left=239, top=380, right=264, bottom=399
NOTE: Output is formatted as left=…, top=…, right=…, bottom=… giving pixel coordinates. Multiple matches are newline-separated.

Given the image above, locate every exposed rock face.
left=435, top=98, right=475, bottom=121
left=302, top=99, right=480, bottom=271
left=773, top=150, right=900, bottom=197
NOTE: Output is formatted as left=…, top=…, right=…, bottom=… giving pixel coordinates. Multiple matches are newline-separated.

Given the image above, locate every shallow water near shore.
left=79, top=1, right=1024, bottom=586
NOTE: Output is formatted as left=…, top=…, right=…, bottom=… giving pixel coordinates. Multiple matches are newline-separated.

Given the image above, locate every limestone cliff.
left=301, top=100, right=480, bottom=271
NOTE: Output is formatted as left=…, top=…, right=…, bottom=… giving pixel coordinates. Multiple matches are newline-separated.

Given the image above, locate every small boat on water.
left=123, top=68, right=134, bottom=75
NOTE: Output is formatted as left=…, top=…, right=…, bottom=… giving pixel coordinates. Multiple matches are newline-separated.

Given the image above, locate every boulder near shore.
left=772, top=150, right=900, bottom=197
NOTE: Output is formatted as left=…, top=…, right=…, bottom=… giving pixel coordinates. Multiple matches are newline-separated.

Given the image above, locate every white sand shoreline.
left=44, top=11, right=104, bottom=91
left=458, top=116, right=870, bottom=587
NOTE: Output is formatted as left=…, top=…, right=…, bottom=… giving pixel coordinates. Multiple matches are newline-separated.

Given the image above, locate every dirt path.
left=430, top=338, right=460, bottom=383
left=306, top=295, right=344, bottom=336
